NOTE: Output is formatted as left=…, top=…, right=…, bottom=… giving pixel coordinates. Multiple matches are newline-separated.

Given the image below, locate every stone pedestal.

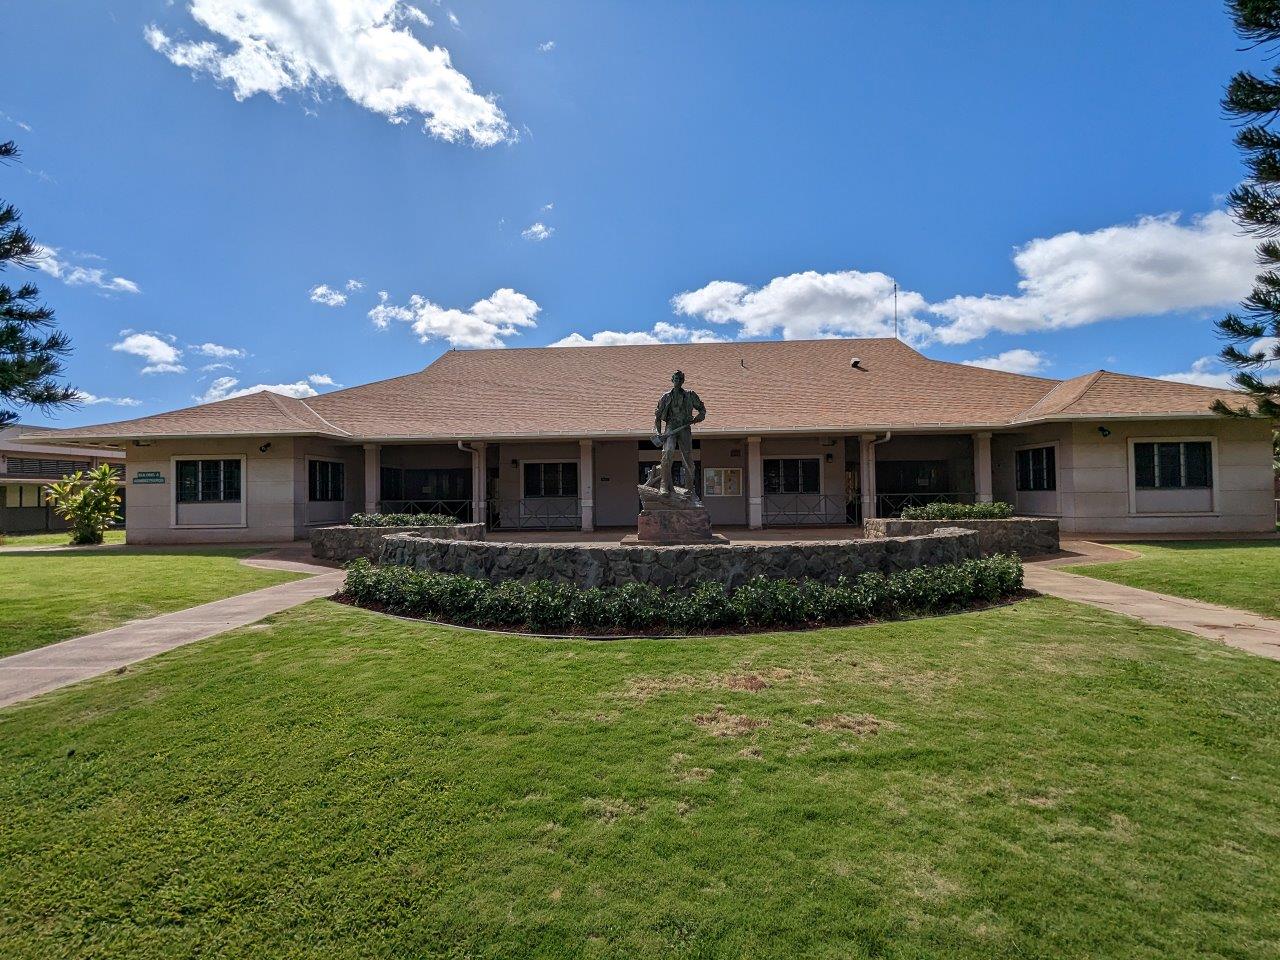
left=626, top=505, right=728, bottom=545
left=627, top=480, right=728, bottom=545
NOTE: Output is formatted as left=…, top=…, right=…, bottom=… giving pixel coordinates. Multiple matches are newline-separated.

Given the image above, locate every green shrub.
left=348, top=512, right=460, bottom=527
left=341, top=555, right=1024, bottom=635
left=899, top=501, right=1014, bottom=521
left=43, top=464, right=123, bottom=545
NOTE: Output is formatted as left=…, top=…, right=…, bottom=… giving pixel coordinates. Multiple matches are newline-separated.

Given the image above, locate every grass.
left=0, top=549, right=305, bottom=657
left=1067, top=540, right=1280, bottom=619
left=1, top=596, right=1278, bottom=958
left=0, top=529, right=127, bottom=548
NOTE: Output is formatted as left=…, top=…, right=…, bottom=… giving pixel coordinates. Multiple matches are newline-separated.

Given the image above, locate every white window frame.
left=305, top=456, right=346, bottom=504
left=762, top=455, right=824, bottom=496
left=1126, top=436, right=1219, bottom=517
left=170, top=455, right=248, bottom=529
left=519, top=459, right=581, bottom=500
left=1013, top=440, right=1060, bottom=516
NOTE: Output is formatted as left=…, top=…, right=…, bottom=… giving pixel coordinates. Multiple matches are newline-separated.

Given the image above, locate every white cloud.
left=930, top=211, right=1256, bottom=344
left=345, top=278, right=364, bottom=291
left=399, top=4, right=431, bottom=27
left=1155, top=354, right=1280, bottom=391
left=146, top=0, right=510, bottom=146
left=447, top=10, right=460, bottom=28
left=307, top=373, right=338, bottom=386
left=672, top=270, right=934, bottom=343
left=75, top=391, right=141, bottom=407
left=521, top=222, right=553, bottom=242
left=200, top=362, right=235, bottom=372
left=191, top=341, right=246, bottom=358
left=552, top=321, right=723, bottom=348
left=369, top=288, right=539, bottom=348
left=310, top=283, right=347, bottom=306
left=196, top=375, right=329, bottom=403
left=112, top=332, right=186, bottom=374
left=671, top=210, right=1260, bottom=349
left=538, top=40, right=555, bottom=52
left=960, top=348, right=1048, bottom=375
left=33, top=245, right=140, bottom=295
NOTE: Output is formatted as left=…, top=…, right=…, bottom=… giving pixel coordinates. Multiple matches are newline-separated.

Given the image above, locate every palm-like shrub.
left=43, top=464, right=122, bottom=545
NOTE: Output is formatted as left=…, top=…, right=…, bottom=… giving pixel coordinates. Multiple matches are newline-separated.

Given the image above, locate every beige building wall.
left=992, top=417, right=1274, bottom=534
left=124, top=436, right=363, bottom=544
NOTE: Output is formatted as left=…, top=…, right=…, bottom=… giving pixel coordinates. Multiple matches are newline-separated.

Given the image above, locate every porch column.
left=859, top=434, right=877, bottom=520
left=973, top=432, right=993, bottom=503
left=471, top=441, right=487, bottom=525
left=579, top=439, right=594, bottom=532
left=746, top=436, right=763, bottom=529
left=362, top=443, right=380, bottom=514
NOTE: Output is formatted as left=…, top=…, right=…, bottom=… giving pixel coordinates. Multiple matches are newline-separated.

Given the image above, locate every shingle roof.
left=21, top=338, right=1256, bottom=445
left=24, top=389, right=351, bottom=443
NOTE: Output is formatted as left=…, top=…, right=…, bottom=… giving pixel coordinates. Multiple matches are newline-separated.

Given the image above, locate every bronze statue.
left=652, top=369, right=706, bottom=504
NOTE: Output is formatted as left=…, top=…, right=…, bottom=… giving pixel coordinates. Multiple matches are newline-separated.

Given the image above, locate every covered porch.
left=359, top=430, right=997, bottom=534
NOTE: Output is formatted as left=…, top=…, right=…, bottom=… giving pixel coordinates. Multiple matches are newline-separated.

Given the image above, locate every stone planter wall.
left=376, top=527, right=981, bottom=590
left=863, top=517, right=1058, bottom=558
left=311, top=523, right=486, bottom=564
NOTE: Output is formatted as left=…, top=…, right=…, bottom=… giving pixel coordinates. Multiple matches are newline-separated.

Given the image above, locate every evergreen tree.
left=1218, top=0, right=1280, bottom=418
left=0, top=140, right=76, bottom=428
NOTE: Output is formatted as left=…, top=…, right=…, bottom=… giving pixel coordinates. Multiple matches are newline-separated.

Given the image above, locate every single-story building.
left=1, top=425, right=126, bottom=534
left=21, top=338, right=1277, bottom=543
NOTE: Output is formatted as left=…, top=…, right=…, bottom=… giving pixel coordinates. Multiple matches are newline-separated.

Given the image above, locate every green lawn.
left=0, top=529, right=127, bottom=548
left=2, top=597, right=1277, bottom=958
left=0, top=549, right=305, bottom=656
left=1067, top=540, right=1280, bottom=619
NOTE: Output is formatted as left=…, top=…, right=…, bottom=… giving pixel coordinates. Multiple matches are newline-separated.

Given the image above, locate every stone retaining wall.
left=863, top=517, right=1058, bottom=558
left=311, top=523, right=485, bottom=564
left=377, top=527, right=980, bottom=590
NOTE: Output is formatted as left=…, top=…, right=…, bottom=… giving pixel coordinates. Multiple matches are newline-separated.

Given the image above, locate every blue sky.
left=1, top=0, right=1263, bottom=425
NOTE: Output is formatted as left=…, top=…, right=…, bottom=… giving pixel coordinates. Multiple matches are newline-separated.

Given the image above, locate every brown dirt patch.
left=583, top=797, right=642, bottom=823
left=619, top=665, right=813, bottom=703
left=692, top=706, right=769, bottom=737
left=737, top=745, right=764, bottom=760
left=812, top=713, right=884, bottom=736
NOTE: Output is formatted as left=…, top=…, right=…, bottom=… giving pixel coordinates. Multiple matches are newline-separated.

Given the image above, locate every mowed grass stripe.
left=0, top=596, right=1277, bottom=958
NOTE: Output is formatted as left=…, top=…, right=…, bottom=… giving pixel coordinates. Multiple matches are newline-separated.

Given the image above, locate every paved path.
left=1026, top=542, right=1280, bottom=661
left=0, top=549, right=343, bottom=709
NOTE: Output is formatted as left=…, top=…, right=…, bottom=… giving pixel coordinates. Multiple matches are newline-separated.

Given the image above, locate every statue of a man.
left=653, top=369, right=707, bottom=503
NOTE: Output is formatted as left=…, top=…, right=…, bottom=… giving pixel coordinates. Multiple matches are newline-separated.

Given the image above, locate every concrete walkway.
left=1026, top=541, right=1280, bottom=661
left=0, top=549, right=344, bottom=708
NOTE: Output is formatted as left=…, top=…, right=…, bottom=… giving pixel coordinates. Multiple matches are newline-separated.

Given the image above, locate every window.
left=763, top=457, right=821, bottom=495
left=1134, top=441, right=1212, bottom=489
left=5, top=457, right=90, bottom=476
left=308, top=460, right=345, bottom=502
left=702, top=467, right=742, bottom=497
left=523, top=461, right=578, bottom=498
left=176, top=459, right=241, bottom=503
left=1015, top=446, right=1056, bottom=492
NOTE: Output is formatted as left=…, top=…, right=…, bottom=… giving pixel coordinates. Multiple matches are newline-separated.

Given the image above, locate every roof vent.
left=850, top=357, right=864, bottom=370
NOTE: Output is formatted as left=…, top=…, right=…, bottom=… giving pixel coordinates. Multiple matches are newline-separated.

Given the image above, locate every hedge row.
left=348, top=512, right=461, bottom=527
left=341, top=555, right=1023, bottom=634
left=900, top=501, right=1014, bottom=521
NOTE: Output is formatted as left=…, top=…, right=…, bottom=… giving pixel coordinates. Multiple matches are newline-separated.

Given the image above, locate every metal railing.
left=762, top=494, right=858, bottom=526
left=378, top=499, right=473, bottom=521
left=486, top=497, right=582, bottom=531
left=874, top=491, right=975, bottom=518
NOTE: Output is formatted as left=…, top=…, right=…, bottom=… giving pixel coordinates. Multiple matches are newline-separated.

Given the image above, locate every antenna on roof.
left=893, top=281, right=898, bottom=340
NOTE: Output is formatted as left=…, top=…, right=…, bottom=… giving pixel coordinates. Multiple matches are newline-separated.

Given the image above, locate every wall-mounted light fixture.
left=259, top=441, right=272, bottom=453
left=825, top=452, right=834, bottom=463
left=1097, top=426, right=1112, bottom=438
